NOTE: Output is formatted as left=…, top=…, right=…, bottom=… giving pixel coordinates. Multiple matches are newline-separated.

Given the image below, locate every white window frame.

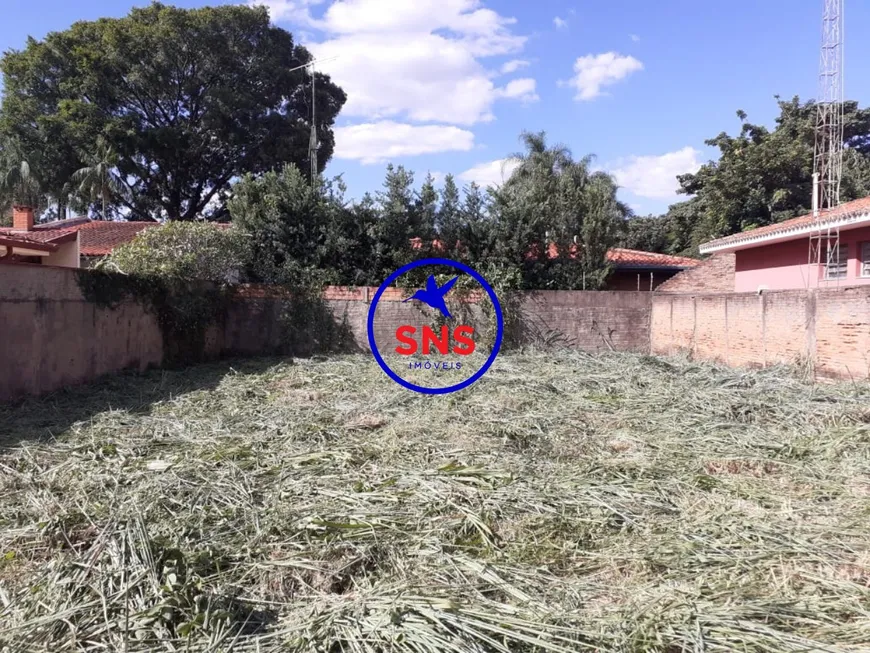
left=824, top=243, right=848, bottom=280
left=861, top=242, right=870, bottom=278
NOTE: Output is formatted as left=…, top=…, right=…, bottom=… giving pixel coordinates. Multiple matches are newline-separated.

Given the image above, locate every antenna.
left=309, top=67, right=318, bottom=184
left=808, top=0, right=844, bottom=288
left=813, top=0, right=844, bottom=215
left=287, top=56, right=339, bottom=187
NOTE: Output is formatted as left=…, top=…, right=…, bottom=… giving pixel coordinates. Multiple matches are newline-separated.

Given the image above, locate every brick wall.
left=656, top=253, right=736, bottom=293
left=651, top=287, right=870, bottom=378
left=231, top=288, right=653, bottom=355
left=2, top=265, right=867, bottom=402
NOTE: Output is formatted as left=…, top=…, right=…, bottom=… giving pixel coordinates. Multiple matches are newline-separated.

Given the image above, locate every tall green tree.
left=415, top=173, right=438, bottom=243
left=0, top=137, right=43, bottom=211
left=0, top=2, right=346, bottom=221
left=674, top=96, right=870, bottom=250
left=229, top=165, right=339, bottom=285
left=376, top=165, right=418, bottom=270
left=67, top=137, right=125, bottom=220
left=436, top=174, right=462, bottom=248
left=619, top=215, right=671, bottom=253
left=490, top=131, right=627, bottom=289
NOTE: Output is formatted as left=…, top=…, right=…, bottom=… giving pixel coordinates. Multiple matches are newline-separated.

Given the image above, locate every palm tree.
left=0, top=138, right=42, bottom=210
left=505, top=131, right=589, bottom=182
left=68, top=137, right=125, bottom=220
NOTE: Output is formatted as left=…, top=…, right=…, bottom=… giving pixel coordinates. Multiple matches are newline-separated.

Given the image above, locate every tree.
left=376, top=164, right=419, bottom=270
left=619, top=215, right=671, bottom=253
left=229, top=164, right=359, bottom=286
left=416, top=173, right=438, bottom=242
left=436, top=174, right=462, bottom=248
left=673, top=96, right=870, bottom=249
left=489, top=131, right=628, bottom=289
left=67, top=137, right=125, bottom=220
left=0, top=137, right=44, bottom=212
left=0, top=2, right=346, bottom=221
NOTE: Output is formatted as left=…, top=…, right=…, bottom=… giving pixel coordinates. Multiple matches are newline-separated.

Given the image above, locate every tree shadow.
left=0, top=356, right=289, bottom=449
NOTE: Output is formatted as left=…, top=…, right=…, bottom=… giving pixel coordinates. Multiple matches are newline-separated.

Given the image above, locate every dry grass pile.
left=0, top=352, right=869, bottom=652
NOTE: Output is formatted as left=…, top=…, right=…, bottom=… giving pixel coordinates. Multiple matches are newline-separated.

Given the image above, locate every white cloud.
left=262, top=0, right=529, bottom=126
left=553, top=16, right=568, bottom=29
left=630, top=33, right=640, bottom=42
left=566, top=52, right=643, bottom=101
left=458, top=158, right=520, bottom=188
left=496, top=78, right=539, bottom=104
left=333, top=121, right=475, bottom=164
left=500, top=59, right=529, bottom=74
left=610, top=147, right=702, bottom=200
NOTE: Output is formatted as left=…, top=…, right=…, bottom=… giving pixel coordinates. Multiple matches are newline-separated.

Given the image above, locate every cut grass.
left=0, top=351, right=869, bottom=652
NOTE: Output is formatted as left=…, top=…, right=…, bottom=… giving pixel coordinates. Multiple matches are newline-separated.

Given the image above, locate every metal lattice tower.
left=808, top=0, right=845, bottom=288
left=813, top=0, right=844, bottom=215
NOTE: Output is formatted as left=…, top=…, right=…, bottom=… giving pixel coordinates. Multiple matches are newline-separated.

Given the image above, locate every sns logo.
left=395, top=275, right=475, bottom=358
left=367, top=258, right=504, bottom=395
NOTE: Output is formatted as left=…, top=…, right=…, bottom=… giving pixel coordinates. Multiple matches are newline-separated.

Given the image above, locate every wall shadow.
left=0, top=356, right=288, bottom=449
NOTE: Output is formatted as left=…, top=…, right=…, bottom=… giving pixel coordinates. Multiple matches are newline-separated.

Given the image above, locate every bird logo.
left=403, top=275, right=459, bottom=319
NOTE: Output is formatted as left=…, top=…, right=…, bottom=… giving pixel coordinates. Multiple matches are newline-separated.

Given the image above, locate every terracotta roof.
left=0, top=226, right=78, bottom=246
left=699, top=196, right=870, bottom=253
left=537, top=243, right=699, bottom=269
left=0, top=218, right=162, bottom=256
left=410, top=238, right=699, bottom=269
left=77, top=221, right=159, bottom=256
left=0, top=233, right=60, bottom=253
left=606, top=248, right=700, bottom=269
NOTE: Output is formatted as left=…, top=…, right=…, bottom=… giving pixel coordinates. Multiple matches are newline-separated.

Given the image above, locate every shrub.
left=104, top=221, right=250, bottom=284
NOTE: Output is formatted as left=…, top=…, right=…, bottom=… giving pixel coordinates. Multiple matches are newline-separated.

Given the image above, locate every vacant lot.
left=1, top=352, right=869, bottom=652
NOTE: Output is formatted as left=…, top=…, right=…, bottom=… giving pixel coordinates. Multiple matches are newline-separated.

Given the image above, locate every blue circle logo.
left=367, top=258, right=504, bottom=395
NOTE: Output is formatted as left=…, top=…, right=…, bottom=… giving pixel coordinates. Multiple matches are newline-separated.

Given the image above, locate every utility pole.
left=286, top=56, right=338, bottom=187
left=309, top=68, right=318, bottom=183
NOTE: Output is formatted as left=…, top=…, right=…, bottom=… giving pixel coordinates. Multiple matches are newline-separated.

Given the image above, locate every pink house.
left=699, top=196, right=870, bottom=292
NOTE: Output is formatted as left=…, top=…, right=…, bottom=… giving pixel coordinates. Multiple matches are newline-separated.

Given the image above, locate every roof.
left=539, top=242, right=699, bottom=269
left=699, top=196, right=870, bottom=254
left=656, top=253, right=736, bottom=293
left=0, top=233, right=61, bottom=253
left=77, top=221, right=159, bottom=256
left=0, top=224, right=79, bottom=247
left=0, top=218, right=160, bottom=256
left=411, top=238, right=699, bottom=270
left=606, top=248, right=700, bottom=270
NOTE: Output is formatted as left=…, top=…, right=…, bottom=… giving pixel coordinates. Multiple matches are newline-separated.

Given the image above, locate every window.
left=862, top=242, right=870, bottom=278
left=824, top=244, right=848, bottom=280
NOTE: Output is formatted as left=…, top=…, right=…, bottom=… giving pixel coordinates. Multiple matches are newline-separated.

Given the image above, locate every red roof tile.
left=606, top=248, right=700, bottom=269
left=1, top=218, right=161, bottom=256
left=77, top=221, right=159, bottom=256
left=700, top=196, right=870, bottom=253
left=410, top=238, right=699, bottom=269
left=0, top=226, right=78, bottom=246
left=0, top=233, right=60, bottom=252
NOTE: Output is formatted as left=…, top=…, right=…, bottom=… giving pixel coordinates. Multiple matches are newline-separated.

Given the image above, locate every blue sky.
left=1, top=0, right=866, bottom=214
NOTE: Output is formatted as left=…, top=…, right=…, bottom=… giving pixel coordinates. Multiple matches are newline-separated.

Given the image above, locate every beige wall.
left=44, top=235, right=80, bottom=268
left=0, top=265, right=163, bottom=401
left=651, top=287, right=870, bottom=379
left=2, top=265, right=868, bottom=402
